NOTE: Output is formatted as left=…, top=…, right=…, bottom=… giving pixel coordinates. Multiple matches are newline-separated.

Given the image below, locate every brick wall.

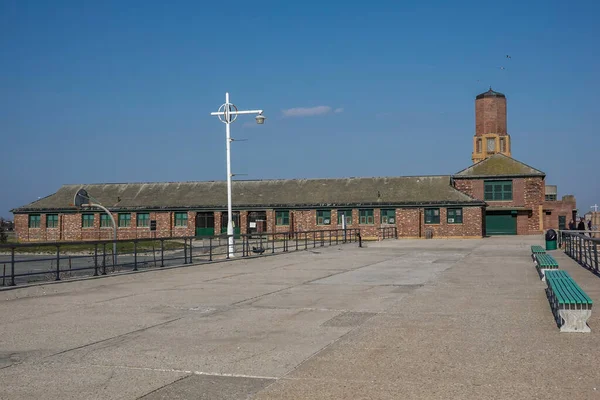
left=14, top=205, right=484, bottom=242
left=475, top=96, right=507, bottom=136
left=542, top=198, right=576, bottom=231
left=453, top=176, right=545, bottom=235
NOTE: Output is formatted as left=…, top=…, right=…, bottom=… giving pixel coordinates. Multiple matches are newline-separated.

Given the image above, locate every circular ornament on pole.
left=74, top=188, right=90, bottom=208
left=217, top=103, right=238, bottom=124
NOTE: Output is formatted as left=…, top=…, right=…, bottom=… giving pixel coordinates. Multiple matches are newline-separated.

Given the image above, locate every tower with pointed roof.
left=472, top=88, right=512, bottom=163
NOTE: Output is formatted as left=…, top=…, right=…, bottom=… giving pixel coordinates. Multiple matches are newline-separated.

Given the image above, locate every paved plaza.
left=0, top=236, right=599, bottom=399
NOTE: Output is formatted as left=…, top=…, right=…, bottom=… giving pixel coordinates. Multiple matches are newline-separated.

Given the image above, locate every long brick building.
left=11, top=89, right=577, bottom=241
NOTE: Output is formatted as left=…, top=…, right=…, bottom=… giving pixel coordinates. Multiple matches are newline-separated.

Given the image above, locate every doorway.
left=195, top=212, right=215, bottom=237
left=221, top=211, right=241, bottom=238
left=247, top=211, right=267, bottom=237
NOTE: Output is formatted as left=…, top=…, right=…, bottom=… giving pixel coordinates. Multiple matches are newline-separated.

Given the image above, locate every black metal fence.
left=379, top=227, right=398, bottom=240
left=0, top=228, right=365, bottom=287
left=559, top=231, right=600, bottom=275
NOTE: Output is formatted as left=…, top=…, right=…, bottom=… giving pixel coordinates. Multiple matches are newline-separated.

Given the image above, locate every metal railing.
left=559, top=230, right=600, bottom=275
left=379, top=227, right=398, bottom=240
left=0, top=228, right=363, bottom=287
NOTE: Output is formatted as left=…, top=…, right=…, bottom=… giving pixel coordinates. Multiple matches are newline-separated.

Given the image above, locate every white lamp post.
left=211, top=92, right=265, bottom=258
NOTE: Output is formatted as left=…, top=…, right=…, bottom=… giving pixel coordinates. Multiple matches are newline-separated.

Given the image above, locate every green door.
left=485, top=212, right=517, bottom=235
left=221, top=212, right=241, bottom=238
left=195, top=212, right=215, bottom=237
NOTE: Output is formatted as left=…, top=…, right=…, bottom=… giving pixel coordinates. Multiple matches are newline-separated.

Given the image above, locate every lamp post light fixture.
left=211, top=92, right=265, bottom=258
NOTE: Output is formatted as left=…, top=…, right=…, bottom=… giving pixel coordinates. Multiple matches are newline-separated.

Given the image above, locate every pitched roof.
left=476, top=88, right=506, bottom=100
left=12, top=176, right=483, bottom=212
left=453, top=154, right=545, bottom=178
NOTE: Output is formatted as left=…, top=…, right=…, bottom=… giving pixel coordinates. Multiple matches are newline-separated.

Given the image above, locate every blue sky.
left=1, top=0, right=599, bottom=219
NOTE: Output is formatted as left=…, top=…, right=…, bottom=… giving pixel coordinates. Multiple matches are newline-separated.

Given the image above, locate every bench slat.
left=546, top=271, right=593, bottom=306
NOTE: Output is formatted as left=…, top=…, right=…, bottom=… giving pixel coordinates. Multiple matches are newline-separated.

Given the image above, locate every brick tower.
left=472, top=88, right=512, bottom=163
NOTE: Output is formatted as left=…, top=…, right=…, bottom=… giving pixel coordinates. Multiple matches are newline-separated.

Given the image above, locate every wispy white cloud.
left=334, top=107, right=344, bottom=113
left=282, top=106, right=332, bottom=117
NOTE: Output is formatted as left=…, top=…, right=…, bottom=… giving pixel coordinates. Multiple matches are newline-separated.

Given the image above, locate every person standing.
left=577, top=218, right=586, bottom=231
left=568, top=220, right=575, bottom=230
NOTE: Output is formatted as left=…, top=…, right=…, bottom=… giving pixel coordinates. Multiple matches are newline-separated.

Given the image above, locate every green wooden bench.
left=530, top=245, right=545, bottom=261
left=534, top=254, right=559, bottom=281
left=545, top=270, right=593, bottom=333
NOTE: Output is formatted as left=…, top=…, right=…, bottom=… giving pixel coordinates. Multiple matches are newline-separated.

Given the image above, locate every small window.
left=137, top=213, right=150, bottom=227
left=500, top=138, right=506, bottom=152
left=316, top=210, right=331, bottom=225
left=337, top=209, right=353, bottom=225
left=476, top=139, right=482, bottom=153
left=46, top=214, right=59, bottom=228
left=380, top=209, right=396, bottom=224
left=100, top=214, right=112, bottom=228
left=447, top=208, right=463, bottom=224
left=28, top=214, right=41, bottom=228
left=118, top=213, right=131, bottom=227
left=486, top=138, right=495, bottom=152
left=425, top=208, right=440, bottom=224
left=276, top=210, right=289, bottom=226
left=545, top=194, right=557, bottom=201
left=359, top=209, right=374, bottom=225
left=174, top=212, right=188, bottom=227
left=558, top=216, right=566, bottom=230
left=82, top=213, right=95, bottom=228
left=484, top=180, right=512, bottom=201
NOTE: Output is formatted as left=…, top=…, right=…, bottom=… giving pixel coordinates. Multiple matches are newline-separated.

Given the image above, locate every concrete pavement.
left=1, top=236, right=599, bottom=399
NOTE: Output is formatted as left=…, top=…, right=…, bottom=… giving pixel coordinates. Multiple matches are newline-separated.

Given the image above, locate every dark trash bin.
left=545, top=229, right=557, bottom=250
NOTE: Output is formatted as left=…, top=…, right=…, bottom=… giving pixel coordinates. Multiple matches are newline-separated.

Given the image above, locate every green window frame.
left=380, top=209, right=396, bottom=224
left=174, top=212, right=188, bottom=227
left=82, top=213, right=95, bottom=228
left=359, top=209, right=374, bottom=225
left=118, top=213, right=131, bottom=227
left=137, top=213, right=150, bottom=227
left=484, top=180, right=513, bottom=201
left=100, top=214, right=112, bottom=228
left=46, top=214, right=59, bottom=228
left=28, top=214, right=41, bottom=228
left=425, top=208, right=440, bottom=224
left=316, top=210, right=331, bottom=225
left=447, top=208, right=463, bottom=224
left=275, top=210, right=289, bottom=226
left=337, top=209, right=353, bottom=225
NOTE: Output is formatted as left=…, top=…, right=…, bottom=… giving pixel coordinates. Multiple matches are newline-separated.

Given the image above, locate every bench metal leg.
left=558, top=309, right=592, bottom=333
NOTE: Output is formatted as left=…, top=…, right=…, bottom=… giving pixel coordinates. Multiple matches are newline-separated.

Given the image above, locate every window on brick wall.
left=447, top=208, right=463, bottom=224
left=174, top=212, right=188, bottom=227
left=337, top=209, right=352, bottom=225
left=484, top=180, right=512, bottom=201
left=476, top=139, right=482, bottom=153
left=380, top=209, right=396, bottom=224
left=100, top=214, right=112, bottom=228
left=28, top=214, right=41, bottom=228
left=118, top=213, right=131, bottom=227
left=545, top=194, right=557, bottom=201
left=46, top=214, right=59, bottom=228
left=137, top=213, right=150, bottom=227
left=359, top=209, right=374, bottom=225
left=486, top=138, right=495, bottom=152
left=500, top=138, right=506, bottom=152
left=316, top=210, right=331, bottom=225
left=425, top=208, right=440, bottom=224
left=275, top=210, right=289, bottom=226
left=82, top=213, right=94, bottom=228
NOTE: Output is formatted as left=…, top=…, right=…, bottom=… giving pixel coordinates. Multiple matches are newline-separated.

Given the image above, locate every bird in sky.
left=499, top=66, right=506, bottom=70
left=506, top=55, right=511, bottom=59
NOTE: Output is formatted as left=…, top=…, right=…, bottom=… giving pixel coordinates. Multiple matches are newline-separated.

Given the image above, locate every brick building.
left=12, top=177, right=486, bottom=241
left=11, top=88, right=576, bottom=240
